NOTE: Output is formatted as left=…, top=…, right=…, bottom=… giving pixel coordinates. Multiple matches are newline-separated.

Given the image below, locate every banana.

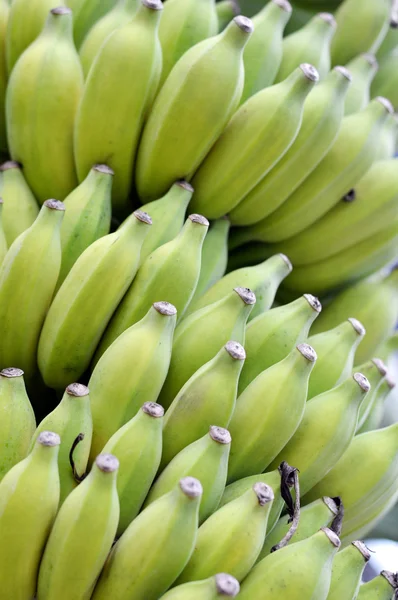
left=254, top=96, right=394, bottom=243
left=371, top=49, right=398, bottom=110
left=37, top=454, right=120, bottom=600
left=0, top=367, right=36, bottom=481
left=0, top=431, right=60, bottom=600
left=377, top=331, right=398, bottom=364
left=102, top=401, right=164, bottom=535
left=0, top=160, right=38, bottom=246
left=92, top=477, right=203, bottom=600
left=0, top=199, right=64, bottom=380
left=227, top=343, right=317, bottom=482
left=89, top=302, right=177, bottom=460
left=328, top=541, right=372, bottom=600
left=160, top=573, right=240, bottom=600
left=216, top=0, right=239, bottom=31
left=0, top=0, right=8, bottom=153
left=38, top=210, right=151, bottom=389
left=238, top=527, right=341, bottom=600
left=30, top=383, right=92, bottom=503
left=359, top=374, right=395, bottom=432
left=377, top=113, right=398, bottom=160
left=268, top=372, right=371, bottom=495
left=239, top=294, right=321, bottom=393
left=186, top=254, right=292, bottom=319
left=67, top=0, right=118, bottom=49
left=57, top=164, right=113, bottom=290
left=136, top=16, right=253, bottom=202
left=158, top=287, right=256, bottom=410
left=230, top=65, right=351, bottom=228
left=79, top=0, right=138, bottom=77
left=161, top=341, right=245, bottom=469
left=74, top=0, right=163, bottom=217
left=240, top=0, right=292, bottom=103
left=145, top=426, right=231, bottom=523
left=158, top=0, right=218, bottom=86
left=344, top=54, right=379, bottom=115
left=358, top=571, right=398, bottom=600
left=95, top=214, right=208, bottom=362
left=0, top=198, right=6, bottom=264
left=307, top=318, right=366, bottom=400
left=190, top=63, right=319, bottom=220
left=275, top=12, right=336, bottom=83
left=355, top=358, right=388, bottom=428
left=377, top=18, right=398, bottom=60
left=176, top=482, right=274, bottom=584
left=6, top=7, right=83, bottom=203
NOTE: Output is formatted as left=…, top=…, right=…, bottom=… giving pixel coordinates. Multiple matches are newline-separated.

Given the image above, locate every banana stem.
left=69, top=433, right=87, bottom=482
left=271, top=462, right=301, bottom=552
left=329, top=497, right=344, bottom=536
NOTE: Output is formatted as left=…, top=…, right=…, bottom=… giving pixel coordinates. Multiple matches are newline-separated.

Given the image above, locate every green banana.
left=92, top=477, right=203, bottom=600
left=136, top=16, right=253, bottom=202
left=275, top=12, right=336, bottom=83
left=327, top=541, right=372, bottom=600
left=102, top=401, right=164, bottom=535
left=357, top=571, right=398, bottom=600
left=95, top=214, right=208, bottom=362
left=377, top=331, right=398, bottom=364
left=89, top=302, right=177, bottom=460
left=30, top=382, right=92, bottom=503
left=268, top=372, right=371, bottom=495
left=216, top=0, right=239, bottom=31
left=344, top=53, right=379, bottom=115
left=0, top=367, right=36, bottom=481
left=79, top=0, right=139, bottom=77
left=160, top=573, right=240, bottom=599
left=38, top=210, right=151, bottom=389
left=377, top=19, right=398, bottom=60
left=371, top=49, right=398, bottom=110
left=74, top=0, right=163, bottom=216
left=190, top=63, right=319, bottom=220
left=0, top=0, right=8, bottom=153
left=240, top=0, right=292, bottom=104
left=230, top=65, right=352, bottom=227
left=239, top=293, right=321, bottom=393
left=306, top=318, right=366, bottom=400
left=176, top=482, right=275, bottom=584
left=238, top=528, right=341, bottom=600
left=0, top=199, right=64, bottom=380
left=67, top=0, right=118, bottom=49
left=359, top=373, right=396, bottom=432
left=145, top=426, right=231, bottom=523
left=161, top=341, right=245, bottom=469
left=227, top=343, right=317, bottom=482
left=0, top=431, right=60, bottom=600
left=254, top=96, right=394, bottom=243
left=0, top=198, right=5, bottom=264
left=356, top=358, right=388, bottom=428
left=158, top=286, right=256, bottom=410
left=158, top=0, right=218, bottom=86
left=57, top=164, right=113, bottom=290
left=331, top=0, right=391, bottom=66
left=0, top=160, right=38, bottom=246
left=377, top=113, right=398, bottom=160
left=6, top=7, right=83, bottom=203
left=186, top=254, right=292, bottom=319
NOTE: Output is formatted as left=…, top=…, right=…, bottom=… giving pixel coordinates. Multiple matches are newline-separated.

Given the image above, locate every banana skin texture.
left=357, top=571, right=398, bottom=600
left=344, top=53, right=379, bottom=115
left=67, top=0, right=118, bottom=49
left=371, top=49, right=398, bottom=111
left=359, top=373, right=396, bottom=433
left=327, top=541, right=372, bottom=600
left=159, top=573, right=240, bottom=600
left=355, top=358, right=388, bottom=429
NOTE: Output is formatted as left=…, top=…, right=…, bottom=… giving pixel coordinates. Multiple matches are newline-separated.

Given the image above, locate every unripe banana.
left=158, top=287, right=256, bottom=410
left=160, top=573, right=240, bottom=600
left=371, top=49, right=398, bottom=110
left=136, top=16, right=253, bottom=202
left=0, top=160, right=38, bottom=246
left=57, top=164, right=113, bottom=290
left=359, top=374, right=396, bottom=433
left=95, top=214, right=208, bottom=362
left=344, top=53, right=379, bottom=115
left=176, top=482, right=274, bottom=584
left=79, top=0, right=138, bottom=77
left=239, top=294, right=321, bottom=393
left=6, top=7, right=83, bottom=203
left=92, top=477, right=203, bottom=600
left=0, top=199, right=64, bottom=380
left=74, top=0, right=163, bottom=216
left=89, top=302, right=177, bottom=460
left=162, top=341, right=245, bottom=469
left=0, top=367, right=36, bottom=481
left=227, top=343, right=317, bottom=482
left=240, top=0, right=292, bottom=103
left=328, top=541, right=371, bottom=600
left=268, top=372, right=371, bottom=495
left=216, top=0, right=239, bottom=31
left=102, top=402, right=163, bottom=535
left=377, top=113, right=398, bottom=160
left=0, top=431, right=60, bottom=600
left=356, top=358, right=388, bottom=428
left=67, top=0, right=117, bottom=49
left=238, top=528, right=341, bottom=600
left=190, top=63, right=319, bottom=220
left=307, top=318, right=366, bottom=399
left=38, top=210, right=151, bottom=389
left=377, top=331, right=398, bottom=365
left=0, top=198, right=6, bottom=264
left=357, top=571, right=398, bottom=600
left=377, top=19, right=398, bottom=60
left=158, top=0, right=218, bottom=86
left=0, top=0, right=8, bottom=153
left=30, top=383, right=92, bottom=503
left=230, top=65, right=351, bottom=227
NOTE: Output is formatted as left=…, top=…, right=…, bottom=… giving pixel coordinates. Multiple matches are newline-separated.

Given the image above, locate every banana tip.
left=353, top=373, right=371, bottom=393
left=361, top=53, right=378, bottom=68
left=209, top=426, right=232, bottom=445
left=375, top=97, right=394, bottom=114
left=253, top=482, right=274, bottom=505
left=175, top=180, right=194, bottom=193
left=215, top=574, right=240, bottom=596
left=51, top=6, right=72, bottom=15
left=189, top=214, right=209, bottom=226
left=234, top=287, right=256, bottom=305
left=44, top=199, right=65, bottom=211
left=225, top=340, right=246, bottom=360
left=273, top=0, right=292, bottom=13
left=153, top=301, right=177, bottom=316
left=318, top=12, right=336, bottom=27
left=304, top=294, right=322, bottom=313
left=179, top=477, right=203, bottom=498
left=0, top=160, right=21, bottom=171
left=300, top=64, right=320, bottom=82
left=134, top=210, right=152, bottom=225
left=322, top=527, right=341, bottom=548
left=66, top=383, right=89, bottom=397
left=38, top=431, right=61, bottom=447
left=352, top=541, right=372, bottom=562
left=93, top=164, right=114, bottom=176
left=142, top=0, right=163, bottom=10
left=279, top=253, right=293, bottom=272
left=142, top=402, right=164, bottom=418
left=297, top=343, right=317, bottom=363
left=372, top=358, right=388, bottom=376
left=233, top=16, right=254, bottom=34
left=334, top=66, right=352, bottom=81
left=1, top=367, right=24, bottom=378
left=348, top=317, right=366, bottom=336
left=96, top=454, right=119, bottom=473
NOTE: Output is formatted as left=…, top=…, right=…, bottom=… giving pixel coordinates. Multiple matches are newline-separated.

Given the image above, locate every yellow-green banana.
left=356, top=358, right=388, bottom=428
left=0, top=0, right=8, bottom=153
left=328, top=541, right=372, bottom=600
left=371, top=48, right=398, bottom=110
left=67, top=0, right=117, bottom=49
left=136, top=16, right=253, bottom=202
left=377, top=18, right=398, bottom=60
left=92, top=477, right=203, bottom=600
left=344, top=53, right=379, bottom=115
left=358, top=571, right=398, bottom=600
left=160, top=573, right=240, bottom=600
left=6, top=7, right=83, bottom=203
left=0, top=160, right=38, bottom=246
left=377, top=113, right=398, bottom=160
left=359, top=373, right=396, bottom=432
left=216, top=0, right=239, bottom=31
left=38, top=210, right=151, bottom=389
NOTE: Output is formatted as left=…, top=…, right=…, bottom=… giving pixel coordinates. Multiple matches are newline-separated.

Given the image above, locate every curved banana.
left=355, top=358, right=388, bottom=428
left=377, top=112, right=398, bottom=160
left=216, top=0, right=239, bottom=31
left=67, top=0, right=117, bottom=49
left=328, top=541, right=372, bottom=600
left=371, top=49, right=398, bottom=110
left=159, top=573, right=240, bottom=600
left=358, top=571, right=398, bottom=599
left=377, top=18, right=398, bottom=60
left=344, top=53, right=378, bottom=115
left=0, top=161, right=38, bottom=246
left=359, top=373, right=396, bottom=432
